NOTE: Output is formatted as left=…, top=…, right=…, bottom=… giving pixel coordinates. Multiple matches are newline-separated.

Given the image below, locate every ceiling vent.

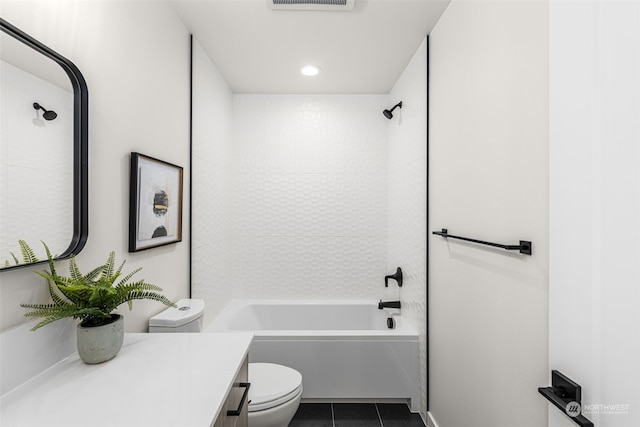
left=267, top=0, right=355, bottom=11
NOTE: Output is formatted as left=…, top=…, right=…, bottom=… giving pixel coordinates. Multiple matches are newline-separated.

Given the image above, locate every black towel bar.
left=432, top=228, right=532, bottom=255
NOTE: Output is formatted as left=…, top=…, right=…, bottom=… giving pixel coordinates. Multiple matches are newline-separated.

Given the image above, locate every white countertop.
left=0, top=332, right=253, bottom=427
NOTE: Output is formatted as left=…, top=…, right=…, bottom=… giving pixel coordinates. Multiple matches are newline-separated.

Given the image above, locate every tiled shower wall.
left=191, top=40, right=234, bottom=322
left=388, top=38, right=428, bottom=421
left=230, top=94, right=390, bottom=300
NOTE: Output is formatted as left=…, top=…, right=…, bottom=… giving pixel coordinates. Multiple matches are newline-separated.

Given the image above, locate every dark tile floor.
left=289, top=403, right=425, bottom=427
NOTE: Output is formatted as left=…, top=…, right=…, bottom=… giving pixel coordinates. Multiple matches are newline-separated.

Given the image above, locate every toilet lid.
left=248, top=363, right=303, bottom=412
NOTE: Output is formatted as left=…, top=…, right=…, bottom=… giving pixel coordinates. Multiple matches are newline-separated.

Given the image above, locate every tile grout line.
left=375, top=403, right=384, bottom=427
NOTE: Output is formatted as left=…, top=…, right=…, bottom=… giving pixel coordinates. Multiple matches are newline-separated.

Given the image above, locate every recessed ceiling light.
left=300, top=65, right=321, bottom=77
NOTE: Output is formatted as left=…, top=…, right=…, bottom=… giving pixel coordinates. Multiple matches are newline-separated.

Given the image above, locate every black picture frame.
left=129, top=152, right=183, bottom=252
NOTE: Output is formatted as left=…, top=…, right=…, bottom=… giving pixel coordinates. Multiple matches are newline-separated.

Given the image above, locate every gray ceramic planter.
left=76, top=314, right=124, bottom=364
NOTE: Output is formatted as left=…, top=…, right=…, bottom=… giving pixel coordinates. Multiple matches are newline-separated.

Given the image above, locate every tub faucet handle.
left=384, top=267, right=403, bottom=287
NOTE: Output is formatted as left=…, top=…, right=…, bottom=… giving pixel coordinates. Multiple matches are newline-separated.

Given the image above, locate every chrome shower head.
left=383, top=101, right=402, bottom=119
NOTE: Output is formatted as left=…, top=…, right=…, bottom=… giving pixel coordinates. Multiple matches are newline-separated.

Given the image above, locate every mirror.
left=0, top=18, right=88, bottom=271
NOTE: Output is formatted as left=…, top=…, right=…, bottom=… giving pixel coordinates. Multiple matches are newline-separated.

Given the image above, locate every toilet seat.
left=248, top=363, right=303, bottom=412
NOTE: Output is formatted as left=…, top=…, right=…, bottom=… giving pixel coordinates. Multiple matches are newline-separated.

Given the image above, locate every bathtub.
left=207, top=300, right=420, bottom=412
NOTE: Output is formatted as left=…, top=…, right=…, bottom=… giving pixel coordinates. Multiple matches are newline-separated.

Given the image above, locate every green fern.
left=22, top=242, right=176, bottom=330
left=4, top=240, right=40, bottom=266
left=19, top=240, right=39, bottom=263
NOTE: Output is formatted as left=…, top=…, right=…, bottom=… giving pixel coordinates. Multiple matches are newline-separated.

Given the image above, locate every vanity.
left=0, top=333, right=253, bottom=427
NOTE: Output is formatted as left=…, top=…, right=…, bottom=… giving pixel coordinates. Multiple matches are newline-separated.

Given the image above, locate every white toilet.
left=247, top=363, right=303, bottom=427
left=149, top=299, right=303, bottom=427
left=148, top=298, right=205, bottom=333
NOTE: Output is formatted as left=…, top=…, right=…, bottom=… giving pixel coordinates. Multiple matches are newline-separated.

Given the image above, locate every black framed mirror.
left=0, top=17, right=88, bottom=271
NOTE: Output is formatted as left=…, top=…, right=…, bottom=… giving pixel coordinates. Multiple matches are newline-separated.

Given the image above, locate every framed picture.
left=129, top=152, right=183, bottom=252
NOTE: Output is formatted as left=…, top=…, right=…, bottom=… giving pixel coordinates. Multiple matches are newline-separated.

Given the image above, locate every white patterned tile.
left=194, top=83, right=233, bottom=169
left=233, top=174, right=265, bottom=237
left=5, top=165, right=72, bottom=247
left=388, top=160, right=426, bottom=250
left=262, top=237, right=298, bottom=297
left=232, top=237, right=265, bottom=299
left=358, top=173, right=388, bottom=237
left=324, top=95, right=360, bottom=112
left=295, top=174, right=328, bottom=237
left=323, top=237, right=361, bottom=297
left=233, top=110, right=265, bottom=173
left=192, top=241, right=233, bottom=325
left=357, top=111, right=388, bottom=174
left=265, top=112, right=296, bottom=173
left=263, top=173, right=297, bottom=237
left=357, top=236, right=388, bottom=298
left=297, top=94, right=328, bottom=111
left=192, top=158, right=232, bottom=249
left=266, top=94, right=330, bottom=112
left=358, top=95, right=391, bottom=113
left=326, top=112, right=359, bottom=174
left=295, top=111, right=327, bottom=173
left=294, top=237, right=330, bottom=297
left=265, top=95, right=296, bottom=112
left=387, top=38, right=428, bottom=418
left=324, top=174, right=359, bottom=237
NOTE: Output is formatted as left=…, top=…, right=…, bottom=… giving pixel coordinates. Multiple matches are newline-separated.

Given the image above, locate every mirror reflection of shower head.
left=383, top=101, right=402, bottom=119
left=33, top=102, right=57, bottom=121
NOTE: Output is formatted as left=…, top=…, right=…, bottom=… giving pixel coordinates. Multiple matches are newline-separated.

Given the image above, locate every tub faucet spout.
left=385, top=267, right=403, bottom=287
left=378, top=300, right=401, bottom=310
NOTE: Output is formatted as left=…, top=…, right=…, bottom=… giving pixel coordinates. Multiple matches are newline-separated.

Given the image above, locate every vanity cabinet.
left=213, top=356, right=249, bottom=427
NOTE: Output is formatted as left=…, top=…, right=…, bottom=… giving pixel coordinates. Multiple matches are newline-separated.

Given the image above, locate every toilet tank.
left=148, top=299, right=205, bottom=333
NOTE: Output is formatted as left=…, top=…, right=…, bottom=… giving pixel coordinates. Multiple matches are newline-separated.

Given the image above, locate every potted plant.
left=21, top=242, right=176, bottom=364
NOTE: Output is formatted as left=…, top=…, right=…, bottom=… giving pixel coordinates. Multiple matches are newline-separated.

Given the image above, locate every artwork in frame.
left=129, top=152, right=183, bottom=252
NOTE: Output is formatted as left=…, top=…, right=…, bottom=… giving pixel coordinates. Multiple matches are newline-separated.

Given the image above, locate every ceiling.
left=169, top=0, right=450, bottom=94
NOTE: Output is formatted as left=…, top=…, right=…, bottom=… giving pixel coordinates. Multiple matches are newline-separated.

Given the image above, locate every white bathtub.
left=207, top=300, right=420, bottom=411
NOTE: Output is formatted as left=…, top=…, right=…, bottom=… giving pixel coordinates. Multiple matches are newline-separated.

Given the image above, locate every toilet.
left=247, top=363, right=303, bottom=427
left=148, top=298, right=205, bottom=333
left=149, top=299, right=303, bottom=427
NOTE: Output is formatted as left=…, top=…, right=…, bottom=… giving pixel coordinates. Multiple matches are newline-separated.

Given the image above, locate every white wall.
left=0, top=1, right=191, bottom=335
left=229, top=94, right=389, bottom=302
left=429, top=1, right=549, bottom=426
left=388, top=37, right=428, bottom=421
left=549, top=2, right=640, bottom=426
left=191, top=38, right=234, bottom=326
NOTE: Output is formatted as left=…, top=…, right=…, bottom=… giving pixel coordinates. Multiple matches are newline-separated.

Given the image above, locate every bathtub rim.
left=205, top=299, right=419, bottom=339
